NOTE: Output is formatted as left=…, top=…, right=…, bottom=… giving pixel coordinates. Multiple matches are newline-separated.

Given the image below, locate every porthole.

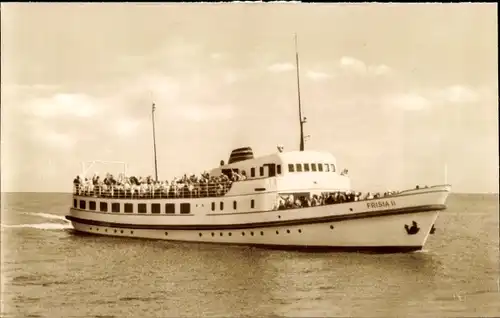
left=276, top=230, right=279, bottom=234
left=199, top=233, right=202, bottom=237
left=165, top=232, right=168, bottom=236
left=220, top=233, right=223, bottom=236
left=131, top=231, right=134, bottom=234
left=211, top=232, right=215, bottom=237
left=114, top=229, right=117, bottom=233
left=105, top=229, right=108, bottom=232
left=242, top=232, right=245, bottom=236
left=250, top=232, right=254, bottom=236
left=278, top=215, right=281, bottom=219
left=349, top=208, right=353, bottom=211
left=260, top=231, right=264, bottom=236
left=286, top=229, right=290, bottom=233
left=298, top=229, right=302, bottom=233
left=120, top=230, right=124, bottom=233
left=228, top=232, right=232, bottom=236
left=96, top=228, right=99, bottom=231
left=330, top=225, right=334, bottom=230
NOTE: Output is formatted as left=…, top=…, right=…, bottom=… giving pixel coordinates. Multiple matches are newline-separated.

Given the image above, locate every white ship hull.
left=66, top=185, right=450, bottom=253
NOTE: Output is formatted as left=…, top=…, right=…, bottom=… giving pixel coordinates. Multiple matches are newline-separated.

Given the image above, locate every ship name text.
left=367, top=200, right=396, bottom=209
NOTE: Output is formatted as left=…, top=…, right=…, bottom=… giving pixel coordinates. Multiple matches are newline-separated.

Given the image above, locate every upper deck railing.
left=73, top=181, right=234, bottom=200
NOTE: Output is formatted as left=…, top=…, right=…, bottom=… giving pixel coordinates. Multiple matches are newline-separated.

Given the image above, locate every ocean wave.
left=20, top=212, right=68, bottom=222
left=1, top=223, right=72, bottom=230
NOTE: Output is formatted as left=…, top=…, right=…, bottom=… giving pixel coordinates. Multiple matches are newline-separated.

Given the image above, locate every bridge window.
left=251, top=199, right=255, bottom=209
left=100, top=202, right=108, bottom=212
left=331, top=164, right=336, bottom=172
left=211, top=202, right=215, bottom=211
left=151, top=203, right=161, bottom=214
left=259, top=167, right=264, bottom=176
left=73, top=199, right=77, bottom=208
left=311, top=163, right=317, bottom=172
left=251, top=168, right=255, bottom=177
left=79, top=200, right=86, bottom=210
left=277, top=164, right=282, bottom=174
left=89, top=201, right=96, bottom=211
left=138, top=203, right=147, bottom=214
left=165, top=203, right=175, bottom=214
left=180, top=203, right=190, bottom=214
left=125, top=203, right=133, bottom=213
left=325, top=164, right=330, bottom=172
left=112, top=203, right=120, bottom=213
left=318, top=163, right=323, bottom=172
left=288, top=164, right=295, bottom=172
left=220, top=202, right=224, bottom=210
left=233, top=201, right=237, bottom=210
left=296, top=164, right=303, bottom=172
left=304, top=163, right=310, bottom=172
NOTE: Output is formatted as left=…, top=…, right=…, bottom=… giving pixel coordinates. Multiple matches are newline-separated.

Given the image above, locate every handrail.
left=80, top=161, right=127, bottom=178
left=72, top=182, right=234, bottom=199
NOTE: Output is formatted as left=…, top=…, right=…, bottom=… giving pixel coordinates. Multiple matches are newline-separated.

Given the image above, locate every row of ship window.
left=246, top=163, right=335, bottom=177
left=74, top=199, right=256, bottom=214
left=288, top=163, right=336, bottom=173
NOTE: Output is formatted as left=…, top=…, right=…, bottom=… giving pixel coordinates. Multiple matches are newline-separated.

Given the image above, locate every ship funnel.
left=228, top=147, right=254, bottom=164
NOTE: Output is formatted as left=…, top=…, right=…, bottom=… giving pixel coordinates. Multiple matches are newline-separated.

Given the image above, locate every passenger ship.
left=66, top=36, right=451, bottom=253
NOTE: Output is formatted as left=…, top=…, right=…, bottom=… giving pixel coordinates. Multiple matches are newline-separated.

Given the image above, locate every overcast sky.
left=1, top=3, right=497, bottom=193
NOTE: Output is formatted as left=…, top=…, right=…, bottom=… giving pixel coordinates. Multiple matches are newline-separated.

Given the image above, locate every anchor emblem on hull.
left=404, top=221, right=420, bottom=235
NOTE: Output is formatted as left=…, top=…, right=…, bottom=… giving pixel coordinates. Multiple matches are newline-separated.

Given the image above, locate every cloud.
left=339, top=56, right=393, bottom=76
left=172, top=104, right=235, bottom=123
left=437, top=85, right=479, bottom=104
left=42, top=131, right=75, bottom=149
left=29, top=122, right=76, bottom=150
left=306, top=70, right=333, bottom=81
left=210, top=52, right=224, bottom=60
left=368, top=64, right=392, bottom=76
left=24, top=93, right=100, bottom=119
left=385, top=93, right=432, bottom=111
left=382, top=85, right=488, bottom=112
left=268, top=62, right=295, bottom=73
left=3, top=83, right=61, bottom=93
left=111, top=117, right=142, bottom=137
left=339, top=56, right=367, bottom=74
left=127, top=74, right=181, bottom=104
left=222, top=71, right=245, bottom=85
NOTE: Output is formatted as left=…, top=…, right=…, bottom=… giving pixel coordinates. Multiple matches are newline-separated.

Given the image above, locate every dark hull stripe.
left=71, top=230, right=423, bottom=254
left=66, top=204, right=445, bottom=231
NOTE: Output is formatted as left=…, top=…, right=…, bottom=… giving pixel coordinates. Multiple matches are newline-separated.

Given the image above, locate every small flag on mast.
left=152, top=102, right=156, bottom=112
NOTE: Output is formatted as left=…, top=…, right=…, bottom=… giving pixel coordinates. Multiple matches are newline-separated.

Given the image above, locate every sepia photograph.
left=1, top=2, right=498, bottom=317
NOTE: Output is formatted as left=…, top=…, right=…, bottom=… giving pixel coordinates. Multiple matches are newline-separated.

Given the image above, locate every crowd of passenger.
left=72, top=170, right=247, bottom=198
left=72, top=169, right=425, bottom=206
left=276, top=190, right=401, bottom=210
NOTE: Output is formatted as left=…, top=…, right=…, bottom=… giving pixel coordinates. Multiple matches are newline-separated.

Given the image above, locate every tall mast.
left=295, top=33, right=306, bottom=151
left=152, top=102, right=159, bottom=182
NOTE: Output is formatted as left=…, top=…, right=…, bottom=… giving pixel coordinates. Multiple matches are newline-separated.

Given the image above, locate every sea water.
left=1, top=192, right=498, bottom=317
